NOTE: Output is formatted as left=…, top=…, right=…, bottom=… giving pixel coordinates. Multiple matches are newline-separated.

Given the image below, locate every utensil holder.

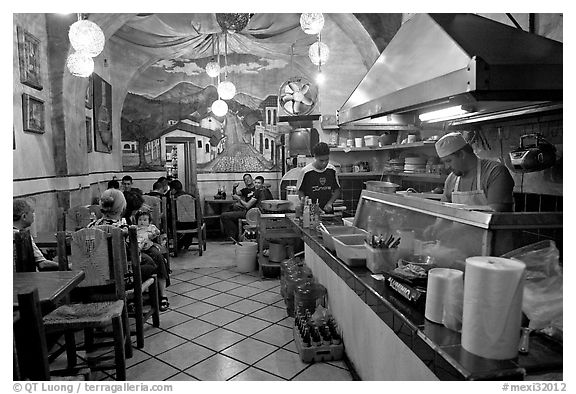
left=365, top=244, right=399, bottom=274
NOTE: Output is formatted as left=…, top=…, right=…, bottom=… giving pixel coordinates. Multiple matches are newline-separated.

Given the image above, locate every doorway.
left=165, top=137, right=198, bottom=193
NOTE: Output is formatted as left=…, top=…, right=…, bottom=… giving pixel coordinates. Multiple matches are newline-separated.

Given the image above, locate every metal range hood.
left=338, top=14, right=563, bottom=126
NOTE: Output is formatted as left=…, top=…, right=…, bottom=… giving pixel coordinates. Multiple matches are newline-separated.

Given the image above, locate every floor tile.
left=190, top=275, right=221, bottom=287
left=141, top=331, right=187, bottom=355
left=227, top=285, right=265, bottom=298
left=223, top=315, right=272, bottom=336
left=142, top=322, right=163, bottom=338
left=126, top=358, right=179, bottom=381
left=192, top=328, right=245, bottom=352
left=248, top=280, right=280, bottom=290
left=207, top=270, right=241, bottom=280
left=221, top=337, right=278, bottom=365
left=252, top=324, right=294, bottom=347
left=282, top=340, right=298, bottom=354
left=125, top=348, right=152, bottom=368
left=175, top=271, right=203, bottom=281
left=169, top=319, right=218, bottom=340
left=250, top=305, right=288, bottom=323
left=167, top=294, right=196, bottom=309
left=206, top=280, right=242, bottom=292
left=249, top=290, right=284, bottom=305
left=166, top=281, right=199, bottom=294
left=254, top=348, right=308, bottom=380
left=183, top=287, right=220, bottom=301
left=185, top=354, right=248, bottom=381
left=176, top=301, right=219, bottom=318
left=228, top=275, right=260, bottom=285
left=199, top=308, right=243, bottom=326
left=155, top=310, right=193, bottom=328
left=277, top=316, right=295, bottom=328
left=226, top=299, right=267, bottom=314
left=230, top=367, right=284, bottom=381
left=168, top=372, right=199, bottom=381
left=156, top=341, right=216, bottom=370
left=292, top=362, right=353, bottom=381
left=193, top=267, right=225, bottom=275
left=203, top=292, right=243, bottom=307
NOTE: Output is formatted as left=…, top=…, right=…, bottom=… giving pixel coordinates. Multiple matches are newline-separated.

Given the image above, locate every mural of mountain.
left=232, top=92, right=264, bottom=110
left=153, top=82, right=206, bottom=103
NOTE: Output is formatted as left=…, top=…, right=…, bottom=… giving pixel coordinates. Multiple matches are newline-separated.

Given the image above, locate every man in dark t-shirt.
left=297, top=142, right=341, bottom=212
left=220, top=174, right=256, bottom=241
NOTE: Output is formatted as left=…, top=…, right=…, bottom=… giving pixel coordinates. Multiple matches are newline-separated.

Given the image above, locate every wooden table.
left=13, top=270, right=85, bottom=310
left=203, top=197, right=236, bottom=234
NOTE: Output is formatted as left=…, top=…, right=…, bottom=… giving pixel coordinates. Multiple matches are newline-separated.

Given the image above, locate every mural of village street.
left=121, top=53, right=297, bottom=173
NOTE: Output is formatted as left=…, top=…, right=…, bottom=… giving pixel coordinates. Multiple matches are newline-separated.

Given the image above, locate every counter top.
left=286, top=215, right=562, bottom=380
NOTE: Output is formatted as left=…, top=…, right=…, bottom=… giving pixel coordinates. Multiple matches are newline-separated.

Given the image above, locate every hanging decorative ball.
left=216, top=13, right=252, bottom=33
left=300, top=13, right=325, bottom=35
left=308, top=41, right=330, bottom=66
left=211, top=99, right=228, bottom=117
left=66, top=51, right=94, bottom=77
left=68, top=19, right=105, bottom=57
left=217, top=81, right=236, bottom=100
left=205, top=60, right=221, bottom=78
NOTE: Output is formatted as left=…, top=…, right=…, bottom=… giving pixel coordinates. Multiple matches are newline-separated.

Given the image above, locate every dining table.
left=13, top=270, right=85, bottom=311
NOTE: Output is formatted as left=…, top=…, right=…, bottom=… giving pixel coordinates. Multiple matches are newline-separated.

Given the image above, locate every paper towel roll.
left=462, top=256, right=526, bottom=360
left=425, top=268, right=463, bottom=324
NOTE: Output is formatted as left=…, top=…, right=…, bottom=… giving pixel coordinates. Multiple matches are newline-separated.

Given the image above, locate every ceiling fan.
left=279, top=77, right=317, bottom=116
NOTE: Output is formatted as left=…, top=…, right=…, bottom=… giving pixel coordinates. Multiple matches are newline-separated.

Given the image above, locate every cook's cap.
left=435, top=132, right=467, bottom=158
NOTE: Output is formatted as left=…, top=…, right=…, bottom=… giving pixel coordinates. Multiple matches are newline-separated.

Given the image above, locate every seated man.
left=220, top=174, right=255, bottom=242
left=13, top=199, right=59, bottom=271
left=121, top=175, right=143, bottom=195
left=246, top=175, right=273, bottom=210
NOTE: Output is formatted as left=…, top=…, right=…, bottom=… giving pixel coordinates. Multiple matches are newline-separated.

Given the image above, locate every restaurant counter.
left=284, top=215, right=562, bottom=381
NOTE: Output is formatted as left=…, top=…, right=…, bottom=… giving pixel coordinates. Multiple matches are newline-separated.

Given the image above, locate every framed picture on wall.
left=86, top=116, right=93, bottom=153
left=17, top=26, right=43, bottom=90
left=22, top=94, right=45, bottom=133
left=92, top=74, right=112, bottom=153
left=85, top=75, right=93, bottom=109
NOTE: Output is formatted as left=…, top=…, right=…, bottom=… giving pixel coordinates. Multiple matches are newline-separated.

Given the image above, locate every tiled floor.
left=67, top=240, right=355, bottom=381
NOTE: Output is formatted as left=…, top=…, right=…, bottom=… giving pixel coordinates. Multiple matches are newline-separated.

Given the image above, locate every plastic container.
left=365, top=244, right=399, bottom=274
left=319, top=225, right=369, bottom=252
left=333, top=234, right=368, bottom=267
left=269, top=242, right=287, bottom=262
left=295, top=282, right=327, bottom=316
left=364, top=135, right=379, bottom=147
left=285, top=271, right=314, bottom=317
left=354, top=137, right=364, bottom=148
left=235, top=242, right=258, bottom=272
left=280, top=258, right=302, bottom=298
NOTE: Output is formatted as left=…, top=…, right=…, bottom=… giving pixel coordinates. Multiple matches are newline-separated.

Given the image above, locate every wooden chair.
left=142, top=194, right=171, bottom=271
left=44, top=227, right=131, bottom=380
left=13, top=229, right=36, bottom=272
left=14, top=288, right=91, bottom=381
left=65, top=205, right=92, bottom=231
left=170, top=194, right=206, bottom=257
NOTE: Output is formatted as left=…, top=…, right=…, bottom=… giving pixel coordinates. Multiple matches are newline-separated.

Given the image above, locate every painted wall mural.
left=122, top=53, right=300, bottom=173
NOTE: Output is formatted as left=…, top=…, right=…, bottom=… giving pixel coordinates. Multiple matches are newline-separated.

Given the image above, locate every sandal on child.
left=159, top=297, right=170, bottom=312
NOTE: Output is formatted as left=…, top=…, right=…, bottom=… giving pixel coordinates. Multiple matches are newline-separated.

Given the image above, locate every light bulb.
left=206, top=60, right=220, bottom=78
left=315, top=73, right=325, bottom=84
left=309, top=41, right=330, bottom=66
left=300, top=13, right=324, bottom=35
left=66, top=51, right=94, bottom=77
left=68, top=19, right=105, bottom=57
left=218, top=81, right=236, bottom=100
left=211, top=99, right=228, bottom=117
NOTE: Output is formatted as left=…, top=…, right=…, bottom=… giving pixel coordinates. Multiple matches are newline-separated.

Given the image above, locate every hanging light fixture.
left=66, top=51, right=94, bottom=77
left=309, top=40, right=330, bottom=66
left=217, top=31, right=236, bottom=100
left=211, top=99, right=228, bottom=117
left=68, top=14, right=105, bottom=57
left=216, top=13, right=252, bottom=33
left=205, top=35, right=221, bottom=78
left=300, top=13, right=324, bottom=35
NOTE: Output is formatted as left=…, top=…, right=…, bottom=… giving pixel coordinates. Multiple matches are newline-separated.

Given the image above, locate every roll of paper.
left=462, top=256, right=526, bottom=360
left=425, top=268, right=463, bottom=324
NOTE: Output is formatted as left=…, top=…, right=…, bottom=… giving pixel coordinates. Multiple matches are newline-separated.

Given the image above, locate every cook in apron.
left=452, top=160, right=489, bottom=206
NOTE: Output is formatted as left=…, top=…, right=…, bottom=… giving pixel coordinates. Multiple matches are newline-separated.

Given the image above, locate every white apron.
left=452, top=160, right=489, bottom=206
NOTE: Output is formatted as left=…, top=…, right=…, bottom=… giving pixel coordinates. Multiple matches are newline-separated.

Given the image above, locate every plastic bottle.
left=303, top=199, right=311, bottom=228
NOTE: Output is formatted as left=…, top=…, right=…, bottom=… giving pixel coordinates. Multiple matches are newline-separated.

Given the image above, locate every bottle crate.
left=293, top=325, right=344, bottom=363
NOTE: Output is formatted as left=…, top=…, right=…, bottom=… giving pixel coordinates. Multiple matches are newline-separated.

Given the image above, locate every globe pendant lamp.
left=217, top=80, right=236, bottom=100
left=66, top=52, right=94, bottom=77
left=309, top=41, right=330, bottom=66
left=68, top=18, right=105, bottom=57
left=211, top=99, right=228, bottom=117
left=216, top=13, right=251, bottom=33
left=300, top=13, right=324, bottom=35
left=206, top=59, right=220, bottom=78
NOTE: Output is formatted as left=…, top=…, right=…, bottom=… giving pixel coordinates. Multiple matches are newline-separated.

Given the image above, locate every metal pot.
left=260, top=199, right=291, bottom=212
left=364, top=181, right=399, bottom=193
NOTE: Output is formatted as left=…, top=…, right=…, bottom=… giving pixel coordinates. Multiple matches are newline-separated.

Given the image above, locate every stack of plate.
left=388, top=158, right=405, bottom=172
left=404, top=157, right=427, bottom=173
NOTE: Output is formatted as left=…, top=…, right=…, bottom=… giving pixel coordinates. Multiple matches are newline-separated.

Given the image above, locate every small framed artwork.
left=17, top=26, right=43, bottom=90
left=86, top=116, right=93, bottom=152
left=22, top=94, right=45, bottom=133
left=85, top=75, right=93, bottom=109
left=93, top=73, right=112, bottom=153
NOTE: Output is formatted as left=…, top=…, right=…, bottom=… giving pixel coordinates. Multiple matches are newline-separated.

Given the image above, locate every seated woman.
left=88, top=188, right=171, bottom=311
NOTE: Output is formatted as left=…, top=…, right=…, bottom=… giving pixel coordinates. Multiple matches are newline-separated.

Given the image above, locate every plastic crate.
left=293, top=325, right=344, bottom=363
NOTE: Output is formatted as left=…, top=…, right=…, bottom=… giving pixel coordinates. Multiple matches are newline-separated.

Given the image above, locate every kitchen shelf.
left=338, top=171, right=447, bottom=180
left=331, top=141, right=437, bottom=152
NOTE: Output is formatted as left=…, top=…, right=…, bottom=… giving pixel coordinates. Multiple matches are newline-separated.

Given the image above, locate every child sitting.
left=135, top=210, right=170, bottom=311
